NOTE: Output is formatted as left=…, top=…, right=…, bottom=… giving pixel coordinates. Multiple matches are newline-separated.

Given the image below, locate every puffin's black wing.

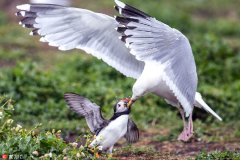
left=64, top=93, right=108, bottom=134
left=125, top=119, right=139, bottom=143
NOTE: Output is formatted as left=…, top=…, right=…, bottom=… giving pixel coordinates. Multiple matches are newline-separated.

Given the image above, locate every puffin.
left=16, top=0, right=222, bottom=142
left=64, top=93, right=139, bottom=155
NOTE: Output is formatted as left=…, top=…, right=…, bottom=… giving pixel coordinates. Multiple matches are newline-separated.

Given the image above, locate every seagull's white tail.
left=195, top=92, right=222, bottom=121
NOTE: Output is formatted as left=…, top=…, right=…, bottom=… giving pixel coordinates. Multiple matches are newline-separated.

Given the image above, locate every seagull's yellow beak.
left=127, top=99, right=134, bottom=109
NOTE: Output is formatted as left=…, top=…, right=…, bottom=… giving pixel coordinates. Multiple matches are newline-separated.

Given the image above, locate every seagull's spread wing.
left=16, top=4, right=144, bottom=79
left=115, top=0, right=198, bottom=115
left=64, top=93, right=108, bottom=134
left=124, top=119, right=139, bottom=143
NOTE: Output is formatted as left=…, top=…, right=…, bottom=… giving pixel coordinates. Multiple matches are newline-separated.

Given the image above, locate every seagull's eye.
left=118, top=104, right=121, bottom=107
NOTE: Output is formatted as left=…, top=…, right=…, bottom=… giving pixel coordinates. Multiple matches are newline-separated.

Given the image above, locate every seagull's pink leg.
left=177, top=108, right=188, bottom=141
left=177, top=109, right=194, bottom=142
left=188, top=113, right=194, bottom=135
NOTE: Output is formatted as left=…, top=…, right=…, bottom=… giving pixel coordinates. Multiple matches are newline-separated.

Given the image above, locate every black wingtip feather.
left=20, top=17, right=36, bottom=25
left=16, top=11, right=22, bottom=17
left=23, top=24, right=34, bottom=28
left=114, top=5, right=120, bottom=12
left=117, top=26, right=137, bottom=33
left=115, top=5, right=148, bottom=19
left=117, top=27, right=127, bottom=34
left=115, top=16, right=139, bottom=25
left=31, top=29, right=39, bottom=35
left=115, top=0, right=151, bottom=19
left=120, top=35, right=132, bottom=43
left=16, top=11, right=37, bottom=17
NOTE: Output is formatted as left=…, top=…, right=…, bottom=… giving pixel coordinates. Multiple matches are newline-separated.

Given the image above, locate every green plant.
left=196, top=151, right=240, bottom=160
left=0, top=96, right=104, bottom=159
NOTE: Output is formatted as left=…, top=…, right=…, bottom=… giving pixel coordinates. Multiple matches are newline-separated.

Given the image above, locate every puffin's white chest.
left=90, top=115, right=129, bottom=150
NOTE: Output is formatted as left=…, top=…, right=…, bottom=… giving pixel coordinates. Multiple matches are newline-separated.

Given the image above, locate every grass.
left=0, top=0, right=239, bottom=159
left=196, top=151, right=240, bottom=160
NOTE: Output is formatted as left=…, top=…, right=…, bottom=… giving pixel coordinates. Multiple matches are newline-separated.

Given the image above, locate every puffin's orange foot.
left=95, top=152, right=100, bottom=158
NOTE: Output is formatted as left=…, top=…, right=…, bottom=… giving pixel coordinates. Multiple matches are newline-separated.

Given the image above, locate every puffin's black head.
left=114, top=98, right=131, bottom=113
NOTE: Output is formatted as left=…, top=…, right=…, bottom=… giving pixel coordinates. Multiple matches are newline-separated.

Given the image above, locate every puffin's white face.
left=115, top=100, right=129, bottom=113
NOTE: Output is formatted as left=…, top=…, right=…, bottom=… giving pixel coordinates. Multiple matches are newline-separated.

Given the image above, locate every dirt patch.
left=114, top=130, right=240, bottom=160
left=115, top=141, right=240, bottom=160
left=153, top=141, right=239, bottom=157
left=64, top=128, right=240, bottom=159
left=0, top=60, right=16, bottom=68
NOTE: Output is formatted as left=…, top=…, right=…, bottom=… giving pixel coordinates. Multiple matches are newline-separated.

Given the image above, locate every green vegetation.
left=0, top=0, right=239, bottom=159
left=0, top=96, right=103, bottom=159
left=196, top=151, right=240, bottom=160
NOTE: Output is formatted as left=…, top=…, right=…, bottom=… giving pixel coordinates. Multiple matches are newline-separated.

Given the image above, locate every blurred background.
left=0, top=0, right=239, bottom=159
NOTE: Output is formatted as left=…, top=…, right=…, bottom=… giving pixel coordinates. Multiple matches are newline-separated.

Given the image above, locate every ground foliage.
left=0, top=96, right=103, bottom=159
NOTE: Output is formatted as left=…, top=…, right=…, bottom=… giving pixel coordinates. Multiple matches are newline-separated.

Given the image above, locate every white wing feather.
left=16, top=4, right=145, bottom=79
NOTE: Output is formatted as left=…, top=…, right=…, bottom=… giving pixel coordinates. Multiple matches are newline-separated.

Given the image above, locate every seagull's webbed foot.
left=177, top=127, right=193, bottom=142
left=177, top=111, right=194, bottom=142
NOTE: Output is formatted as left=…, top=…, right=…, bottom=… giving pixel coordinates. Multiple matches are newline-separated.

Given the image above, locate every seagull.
left=64, top=93, right=139, bottom=155
left=16, top=0, right=222, bottom=142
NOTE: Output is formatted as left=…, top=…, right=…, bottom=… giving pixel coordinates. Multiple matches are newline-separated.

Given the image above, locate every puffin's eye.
left=118, top=104, right=121, bottom=107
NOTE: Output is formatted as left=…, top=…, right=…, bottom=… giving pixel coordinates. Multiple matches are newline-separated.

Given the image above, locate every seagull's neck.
left=110, top=110, right=130, bottom=121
